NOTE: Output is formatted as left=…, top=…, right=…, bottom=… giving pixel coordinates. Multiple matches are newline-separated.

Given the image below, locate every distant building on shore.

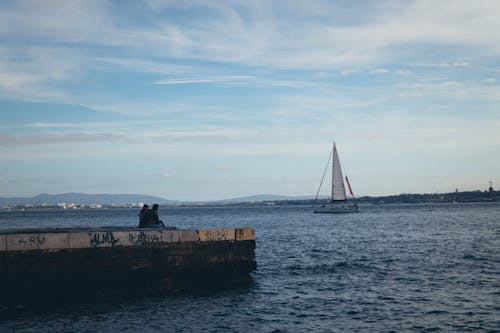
left=489, top=181, right=496, bottom=201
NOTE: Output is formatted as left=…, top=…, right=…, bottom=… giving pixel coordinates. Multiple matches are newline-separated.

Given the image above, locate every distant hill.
left=355, top=189, right=498, bottom=204
left=1, top=189, right=497, bottom=207
left=212, top=190, right=498, bottom=206
left=215, top=194, right=314, bottom=203
left=0, top=193, right=175, bottom=206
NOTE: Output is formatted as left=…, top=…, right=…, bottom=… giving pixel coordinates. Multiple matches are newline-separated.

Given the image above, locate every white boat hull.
left=313, top=205, right=360, bottom=214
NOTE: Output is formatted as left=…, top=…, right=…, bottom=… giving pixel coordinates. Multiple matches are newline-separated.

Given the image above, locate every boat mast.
left=314, top=148, right=333, bottom=206
left=331, top=144, right=335, bottom=202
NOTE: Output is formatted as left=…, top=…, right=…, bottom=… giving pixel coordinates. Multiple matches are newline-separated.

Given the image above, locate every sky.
left=0, top=0, right=499, bottom=201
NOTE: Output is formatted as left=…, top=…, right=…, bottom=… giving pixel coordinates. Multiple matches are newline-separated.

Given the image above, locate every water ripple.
left=1, top=202, right=500, bottom=332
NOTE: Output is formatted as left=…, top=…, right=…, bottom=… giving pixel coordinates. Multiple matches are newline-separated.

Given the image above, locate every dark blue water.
left=1, top=203, right=499, bottom=332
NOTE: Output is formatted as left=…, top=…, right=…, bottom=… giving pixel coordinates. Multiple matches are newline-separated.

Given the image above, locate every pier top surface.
left=0, top=226, right=255, bottom=252
left=0, top=226, right=176, bottom=234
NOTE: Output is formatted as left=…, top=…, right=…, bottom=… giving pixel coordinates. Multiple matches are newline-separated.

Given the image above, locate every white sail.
left=332, top=143, right=347, bottom=201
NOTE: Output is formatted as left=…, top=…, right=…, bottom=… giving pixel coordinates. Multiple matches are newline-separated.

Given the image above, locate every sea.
left=0, top=202, right=499, bottom=332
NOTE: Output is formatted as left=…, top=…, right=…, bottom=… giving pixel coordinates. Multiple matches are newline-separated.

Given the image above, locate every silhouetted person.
left=142, top=203, right=165, bottom=228
left=138, top=204, right=149, bottom=228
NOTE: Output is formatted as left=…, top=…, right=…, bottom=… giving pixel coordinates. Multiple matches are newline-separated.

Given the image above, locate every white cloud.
left=2, top=0, right=499, bottom=73
left=155, top=75, right=254, bottom=85
left=340, top=69, right=358, bottom=76
left=212, top=164, right=231, bottom=171
left=0, top=133, right=124, bottom=146
left=0, top=0, right=499, bottom=107
left=395, top=69, right=412, bottom=75
left=27, top=122, right=82, bottom=128
left=160, top=172, right=174, bottom=178
left=399, top=91, right=423, bottom=98
left=0, top=1, right=499, bottom=199
left=452, top=62, right=470, bottom=67
left=0, top=2, right=131, bottom=48
left=369, top=68, right=389, bottom=74
left=151, top=129, right=259, bottom=141
left=313, top=71, right=330, bottom=78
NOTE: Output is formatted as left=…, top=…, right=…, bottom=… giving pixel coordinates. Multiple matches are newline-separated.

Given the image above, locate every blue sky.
left=0, top=0, right=499, bottom=201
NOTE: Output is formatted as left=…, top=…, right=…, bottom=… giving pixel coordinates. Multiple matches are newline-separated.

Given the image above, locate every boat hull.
left=313, top=205, right=360, bottom=214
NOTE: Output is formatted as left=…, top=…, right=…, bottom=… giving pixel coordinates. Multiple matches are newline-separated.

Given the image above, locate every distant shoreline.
left=0, top=190, right=497, bottom=212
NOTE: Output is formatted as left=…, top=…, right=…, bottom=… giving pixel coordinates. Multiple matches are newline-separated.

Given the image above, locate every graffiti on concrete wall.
left=17, top=235, right=46, bottom=247
left=202, top=229, right=232, bottom=241
left=89, top=232, right=119, bottom=247
left=128, top=232, right=160, bottom=246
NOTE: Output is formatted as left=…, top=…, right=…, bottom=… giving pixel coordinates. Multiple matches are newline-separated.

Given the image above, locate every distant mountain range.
left=0, top=192, right=309, bottom=206
left=0, top=193, right=175, bottom=206
left=0, top=190, right=497, bottom=206
left=214, top=194, right=313, bottom=203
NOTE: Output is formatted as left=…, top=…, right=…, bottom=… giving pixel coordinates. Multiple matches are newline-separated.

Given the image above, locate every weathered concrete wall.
left=0, top=227, right=256, bottom=303
left=0, top=227, right=253, bottom=251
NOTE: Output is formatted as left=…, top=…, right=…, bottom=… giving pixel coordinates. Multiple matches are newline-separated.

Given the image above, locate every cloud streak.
left=155, top=76, right=255, bottom=85
left=1, top=0, right=499, bottom=105
left=0, top=133, right=125, bottom=146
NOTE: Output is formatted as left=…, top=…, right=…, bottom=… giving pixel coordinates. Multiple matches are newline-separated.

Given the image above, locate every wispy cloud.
left=212, top=164, right=231, bottom=171
left=159, top=172, right=174, bottom=178
left=369, top=68, right=390, bottom=74
left=2, top=1, right=499, bottom=74
left=151, top=129, right=259, bottom=141
left=0, top=1, right=499, bottom=199
left=1, top=0, right=499, bottom=106
left=27, top=122, right=82, bottom=128
left=155, top=75, right=254, bottom=85
left=0, top=133, right=125, bottom=146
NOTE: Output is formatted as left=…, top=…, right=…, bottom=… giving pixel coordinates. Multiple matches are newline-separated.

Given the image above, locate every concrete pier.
left=0, top=227, right=256, bottom=303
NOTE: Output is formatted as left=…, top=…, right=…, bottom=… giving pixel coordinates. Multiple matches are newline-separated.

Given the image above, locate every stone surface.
left=87, top=231, right=122, bottom=248
left=124, top=231, right=162, bottom=247
left=199, top=228, right=236, bottom=241
left=1, top=227, right=255, bottom=251
left=235, top=227, right=255, bottom=241
left=0, top=234, right=256, bottom=305
left=162, top=230, right=180, bottom=243
left=38, top=233, right=69, bottom=250
left=6, top=233, right=48, bottom=251
left=68, top=232, right=92, bottom=249
left=0, top=237, right=256, bottom=304
left=178, top=230, right=200, bottom=242
left=0, top=234, right=6, bottom=252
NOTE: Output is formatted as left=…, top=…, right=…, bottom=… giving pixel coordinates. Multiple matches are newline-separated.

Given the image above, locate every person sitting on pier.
left=138, top=204, right=149, bottom=228
left=141, top=203, right=165, bottom=228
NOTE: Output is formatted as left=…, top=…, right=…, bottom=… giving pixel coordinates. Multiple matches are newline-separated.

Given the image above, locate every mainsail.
left=332, top=144, right=347, bottom=201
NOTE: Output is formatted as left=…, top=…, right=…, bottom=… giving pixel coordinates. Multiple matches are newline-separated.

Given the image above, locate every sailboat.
left=313, top=142, right=360, bottom=213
